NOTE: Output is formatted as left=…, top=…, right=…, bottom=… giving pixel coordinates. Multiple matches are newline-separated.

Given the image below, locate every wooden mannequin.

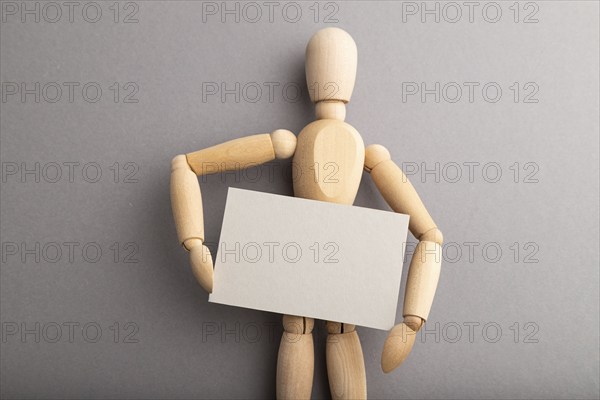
left=170, top=28, right=443, bottom=399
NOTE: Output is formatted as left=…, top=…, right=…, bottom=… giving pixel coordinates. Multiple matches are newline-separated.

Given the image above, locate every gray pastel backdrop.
left=1, top=1, right=598, bottom=399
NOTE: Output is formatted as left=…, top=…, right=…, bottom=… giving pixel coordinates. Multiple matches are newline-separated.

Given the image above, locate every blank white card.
left=209, top=188, right=409, bottom=330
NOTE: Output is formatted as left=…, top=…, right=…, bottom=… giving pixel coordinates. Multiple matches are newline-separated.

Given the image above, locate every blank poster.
left=209, top=188, right=410, bottom=330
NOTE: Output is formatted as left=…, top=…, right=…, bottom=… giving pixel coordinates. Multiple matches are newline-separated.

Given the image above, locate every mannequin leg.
left=276, top=315, right=315, bottom=399
left=326, top=321, right=367, bottom=400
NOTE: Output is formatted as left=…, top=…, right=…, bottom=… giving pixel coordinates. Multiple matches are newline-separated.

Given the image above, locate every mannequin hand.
left=186, top=239, right=214, bottom=293
left=381, top=321, right=418, bottom=373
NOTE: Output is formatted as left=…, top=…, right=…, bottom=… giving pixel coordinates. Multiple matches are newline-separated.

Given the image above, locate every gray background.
left=1, top=1, right=598, bottom=399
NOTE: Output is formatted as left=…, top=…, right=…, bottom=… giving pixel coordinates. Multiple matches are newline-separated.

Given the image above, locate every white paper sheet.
left=209, top=188, right=410, bottom=330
